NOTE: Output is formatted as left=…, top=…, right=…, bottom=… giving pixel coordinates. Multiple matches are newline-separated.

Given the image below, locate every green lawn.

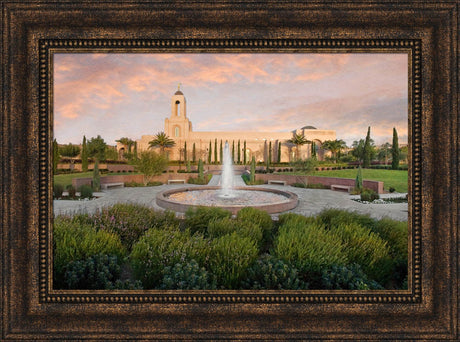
left=284, top=169, right=408, bottom=193
left=54, top=172, right=141, bottom=188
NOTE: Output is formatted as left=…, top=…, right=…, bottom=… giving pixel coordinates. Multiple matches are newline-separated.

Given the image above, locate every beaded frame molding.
left=2, top=1, right=458, bottom=340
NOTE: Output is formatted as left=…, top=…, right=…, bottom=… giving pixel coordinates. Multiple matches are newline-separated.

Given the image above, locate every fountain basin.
left=156, top=186, right=298, bottom=215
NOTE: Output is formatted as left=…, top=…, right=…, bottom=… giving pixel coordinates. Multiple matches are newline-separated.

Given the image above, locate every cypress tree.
left=355, top=165, right=363, bottom=190
left=184, top=141, right=187, bottom=163
left=133, top=141, right=138, bottom=158
left=219, top=140, right=223, bottom=164
left=232, top=141, right=235, bottom=163
left=278, top=142, right=281, bottom=163
left=53, top=139, right=60, bottom=174
left=250, top=156, right=256, bottom=183
left=198, top=159, right=204, bottom=180
left=311, top=141, right=316, bottom=159
left=92, top=159, right=101, bottom=191
left=391, top=127, right=400, bottom=170
left=192, top=143, right=196, bottom=163
left=214, top=139, right=218, bottom=164
left=237, top=140, right=241, bottom=164
left=268, top=141, right=272, bottom=166
left=208, top=141, right=212, bottom=164
left=81, top=136, right=88, bottom=172
left=243, top=140, right=247, bottom=164
left=363, top=126, right=371, bottom=168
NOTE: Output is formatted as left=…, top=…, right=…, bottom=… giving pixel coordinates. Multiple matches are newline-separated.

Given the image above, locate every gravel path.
left=54, top=179, right=408, bottom=221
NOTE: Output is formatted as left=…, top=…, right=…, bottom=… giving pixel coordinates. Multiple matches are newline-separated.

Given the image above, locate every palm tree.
left=287, top=133, right=310, bottom=161
left=148, top=132, right=176, bottom=155
left=322, top=139, right=347, bottom=163
left=116, top=137, right=135, bottom=152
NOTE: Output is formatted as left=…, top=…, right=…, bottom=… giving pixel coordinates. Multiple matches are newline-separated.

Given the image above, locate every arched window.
left=175, top=127, right=180, bottom=137
left=175, top=100, right=181, bottom=116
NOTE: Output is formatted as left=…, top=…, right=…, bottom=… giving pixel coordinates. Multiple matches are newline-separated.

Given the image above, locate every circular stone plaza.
left=54, top=175, right=408, bottom=221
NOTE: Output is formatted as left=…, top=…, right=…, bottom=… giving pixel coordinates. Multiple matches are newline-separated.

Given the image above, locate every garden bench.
left=330, top=184, right=352, bottom=193
left=167, top=179, right=186, bottom=184
left=101, top=182, right=124, bottom=190
left=268, top=180, right=287, bottom=186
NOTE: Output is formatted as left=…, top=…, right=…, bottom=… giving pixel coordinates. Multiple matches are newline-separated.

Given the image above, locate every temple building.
left=118, top=88, right=336, bottom=163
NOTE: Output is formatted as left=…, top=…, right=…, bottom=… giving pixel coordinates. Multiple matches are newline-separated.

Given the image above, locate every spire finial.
left=178, top=83, right=181, bottom=91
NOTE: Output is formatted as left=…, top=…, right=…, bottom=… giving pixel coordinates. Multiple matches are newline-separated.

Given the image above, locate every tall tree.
left=214, top=139, right=218, bottom=164
left=53, top=139, right=60, bottom=173
left=87, top=135, right=107, bottom=162
left=278, top=142, right=281, bottom=163
left=268, top=141, right=272, bottom=165
left=219, top=140, right=223, bottom=164
left=192, top=143, right=196, bottom=163
left=237, top=140, right=241, bottom=164
left=232, top=141, right=235, bottom=163
left=243, top=140, right=247, bottom=164
left=287, top=133, right=310, bottom=161
left=391, top=127, right=400, bottom=170
left=148, top=132, right=175, bottom=155
left=81, top=136, right=88, bottom=172
left=116, top=137, right=135, bottom=153
left=311, top=141, right=317, bottom=159
left=250, top=156, right=256, bottom=183
left=60, top=143, right=81, bottom=171
left=129, top=151, right=168, bottom=185
left=184, top=141, right=187, bottom=163
left=92, top=160, right=101, bottom=191
left=208, top=141, right=212, bottom=164
left=363, top=127, right=372, bottom=168
left=322, top=139, right=347, bottom=163
left=133, top=141, right=138, bottom=158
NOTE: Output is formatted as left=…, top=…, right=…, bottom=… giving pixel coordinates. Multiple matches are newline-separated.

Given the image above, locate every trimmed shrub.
left=291, top=182, right=307, bottom=188
left=330, top=222, right=393, bottom=284
left=318, top=209, right=377, bottom=232
left=129, top=228, right=211, bottom=288
left=146, top=181, right=162, bottom=186
left=184, top=206, right=232, bottom=235
left=53, top=217, right=126, bottom=288
left=241, top=254, right=307, bottom=290
left=274, top=219, right=348, bottom=287
left=160, top=259, right=215, bottom=290
left=237, top=207, right=273, bottom=243
left=53, top=183, right=64, bottom=198
left=207, top=217, right=236, bottom=238
left=63, top=254, right=122, bottom=289
left=79, top=184, right=93, bottom=199
left=207, top=217, right=263, bottom=249
left=321, top=264, right=383, bottom=290
left=208, top=232, right=258, bottom=289
left=360, top=188, right=380, bottom=202
left=66, top=184, right=76, bottom=198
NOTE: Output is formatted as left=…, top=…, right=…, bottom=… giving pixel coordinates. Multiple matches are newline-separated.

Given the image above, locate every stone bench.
left=331, top=184, right=353, bottom=193
left=268, top=180, right=287, bottom=186
left=101, top=182, right=124, bottom=190
left=167, top=179, right=186, bottom=184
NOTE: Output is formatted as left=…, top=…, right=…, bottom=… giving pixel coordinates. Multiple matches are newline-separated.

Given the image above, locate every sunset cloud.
left=54, top=53, right=408, bottom=146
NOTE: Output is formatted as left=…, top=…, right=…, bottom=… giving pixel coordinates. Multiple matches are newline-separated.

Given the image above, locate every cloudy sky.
left=54, top=53, right=408, bottom=146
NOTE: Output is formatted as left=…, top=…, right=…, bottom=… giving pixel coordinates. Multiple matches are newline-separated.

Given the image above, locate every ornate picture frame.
left=1, top=1, right=458, bottom=340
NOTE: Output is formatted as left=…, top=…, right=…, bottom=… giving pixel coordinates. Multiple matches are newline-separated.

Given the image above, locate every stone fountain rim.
left=156, top=186, right=299, bottom=214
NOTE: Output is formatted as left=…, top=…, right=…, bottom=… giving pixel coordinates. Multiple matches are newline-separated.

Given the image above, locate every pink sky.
left=54, top=53, right=408, bottom=146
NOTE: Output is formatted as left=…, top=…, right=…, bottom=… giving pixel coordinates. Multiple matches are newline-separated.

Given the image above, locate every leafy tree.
left=208, top=141, right=212, bottom=164
left=322, top=139, right=347, bottom=163
left=53, top=139, right=60, bottom=173
left=60, top=143, right=81, bottom=158
left=287, top=133, right=310, bottom=161
left=105, top=146, right=119, bottom=161
left=363, top=127, right=372, bottom=168
left=391, top=127, right=400, bottom=170
left=192, top=143, right=196, bottom=163
left=81, top=136, right=88, bottom=172
left=243, top=140, right=247, bottom=164
left=87, top=135, right=107, bottom=162
left=351, top=139, right=365, bottom=162
left=130, top=151, right=168, bottom=185
left=377, top=142, right=392, bottom=165
left=148, top=132, right=175, bottom=155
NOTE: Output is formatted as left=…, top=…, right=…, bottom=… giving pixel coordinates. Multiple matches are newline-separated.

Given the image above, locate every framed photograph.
left=1, top=1, right=458, bottom=340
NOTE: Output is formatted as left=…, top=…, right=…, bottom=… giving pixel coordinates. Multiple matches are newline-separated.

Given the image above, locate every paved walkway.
left=54, top=176, right=408, bottom=221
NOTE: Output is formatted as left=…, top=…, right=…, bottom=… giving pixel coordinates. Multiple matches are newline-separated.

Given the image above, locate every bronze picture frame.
left=1, top=1, right=458, bottom=340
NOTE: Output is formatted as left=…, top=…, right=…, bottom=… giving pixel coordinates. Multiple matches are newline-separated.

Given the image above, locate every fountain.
left=156, top=142, right=298, bottom=215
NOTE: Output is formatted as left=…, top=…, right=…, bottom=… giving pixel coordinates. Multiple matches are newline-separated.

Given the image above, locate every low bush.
left=53, top=184, right=64, bottom=198
left=291, top=182, right=307, bottom=188
left=389, top=187, right=396, bottom=193
left=208, top=232, right=258, bottom=289
left=241, top=173, right=265, bottom=185
left=360, top=188, right=380, bottom=202
left=274, top=219, right=348, bottom=287
left=318, top=209, right=377, bottom=232
left=184, top=206, right=232, bottom=235
left=53, top=218, right=126, bottom=288
left=307, top=183, right=329, bottom=189
left=237, top=207, right=273, bottom=244
left=146, top=181, right=162, bottom=186
left=124, top=181, right=144, bottom=187
left=241, top=254, right=307, bottom=290
left=66, top=184, right=76, bottom=198
left=207, top=217, right=236, bottom=238
left=79, top=184, right=93, bottom=199
left=129, top=228, right=210, bottom=288
left=321, top=264, right=383, bottom=290
left=187, top=174, right=212, bottom=185
left=160, top=259, right=215, bottom=290
left=63, top=254, right=122, bottom=289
